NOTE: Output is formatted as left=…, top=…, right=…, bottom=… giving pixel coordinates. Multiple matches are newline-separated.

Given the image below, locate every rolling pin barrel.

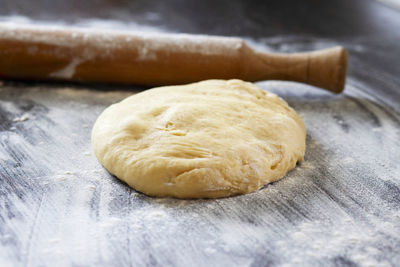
left=0, top=23, right=347, bottom=93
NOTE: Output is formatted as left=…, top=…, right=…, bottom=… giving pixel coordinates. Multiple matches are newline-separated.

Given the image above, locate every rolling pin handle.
left=305, top=46, right=348, bottom=93
left=244, top=45, right=348, bottom=93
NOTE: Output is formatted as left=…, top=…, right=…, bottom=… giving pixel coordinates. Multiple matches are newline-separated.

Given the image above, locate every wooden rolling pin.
left=0, top=23, right=347, bottom=93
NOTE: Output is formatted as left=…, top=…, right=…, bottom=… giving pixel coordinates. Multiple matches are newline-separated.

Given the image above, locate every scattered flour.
left=49, top=58, right=85, bottom=79
left=55, top=175, right=68, bottom=181
left=299, top=161, right=315, bottom=170
left=13, top=114, right=30, bottom=122
left=87, top=185, right=96, bottom=191
left=0, top=14, right=399, bottom=267
left=204, top=247, right=217, bottom=254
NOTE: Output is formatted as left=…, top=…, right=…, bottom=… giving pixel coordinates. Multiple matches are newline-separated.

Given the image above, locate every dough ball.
left=91, top=80, right=306, bottom=198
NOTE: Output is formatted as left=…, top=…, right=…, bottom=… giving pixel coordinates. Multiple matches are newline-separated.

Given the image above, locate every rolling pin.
left=0, top=23, right=347, bottom=93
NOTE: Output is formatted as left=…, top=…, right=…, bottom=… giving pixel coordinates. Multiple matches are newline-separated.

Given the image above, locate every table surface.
left=1, top=0, right=400, bottom=266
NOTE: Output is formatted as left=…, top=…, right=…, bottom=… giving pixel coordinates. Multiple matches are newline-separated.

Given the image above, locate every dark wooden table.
left=1, top=1, right=400, bottom=266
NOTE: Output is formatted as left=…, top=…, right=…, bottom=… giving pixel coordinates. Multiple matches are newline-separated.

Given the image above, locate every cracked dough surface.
left=91, top=79, right=306, bottom=198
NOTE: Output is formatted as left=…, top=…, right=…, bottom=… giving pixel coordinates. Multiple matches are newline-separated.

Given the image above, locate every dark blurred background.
left=0, top=0, right=399, bottom=38
left=1, top=0, right=399, bottom=106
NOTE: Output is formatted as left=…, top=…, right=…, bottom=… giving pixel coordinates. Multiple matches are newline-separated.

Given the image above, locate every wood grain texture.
left=0, top=25, right=348, bottom=93
left=1, top=0, right=400, bottom=266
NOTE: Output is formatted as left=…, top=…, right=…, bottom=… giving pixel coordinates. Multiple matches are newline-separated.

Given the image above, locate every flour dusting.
left=1, top=14, right=399, bottom=267
left=49, top=58, right=85, bottom=79
left=12, top=114, right=30, bottom=122
left=0, top=16, right=244, bottom=65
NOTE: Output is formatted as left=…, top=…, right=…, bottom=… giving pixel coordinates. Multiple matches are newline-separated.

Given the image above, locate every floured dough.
left=91, top=79, right=306, bottom=198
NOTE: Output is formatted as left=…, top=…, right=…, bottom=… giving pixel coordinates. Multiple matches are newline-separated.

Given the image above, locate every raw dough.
left=91, top=80, right=306, bottom=198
